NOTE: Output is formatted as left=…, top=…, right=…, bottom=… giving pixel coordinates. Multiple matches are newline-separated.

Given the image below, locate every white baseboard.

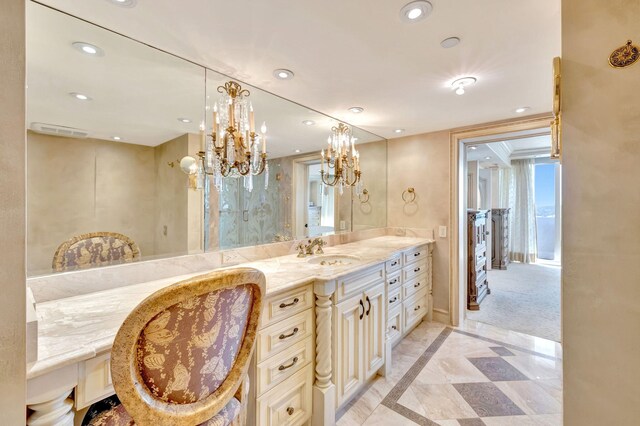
left=433, top=308, right=451, bottom=325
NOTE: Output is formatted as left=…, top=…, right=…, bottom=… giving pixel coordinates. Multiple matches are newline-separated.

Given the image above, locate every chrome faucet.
left=296, top=237, right=327, bottom=257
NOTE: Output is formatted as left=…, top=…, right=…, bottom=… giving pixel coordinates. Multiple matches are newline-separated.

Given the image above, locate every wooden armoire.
left=467, top=210, right=490, bottom=310
left=491, top=208, right=510, bottom=270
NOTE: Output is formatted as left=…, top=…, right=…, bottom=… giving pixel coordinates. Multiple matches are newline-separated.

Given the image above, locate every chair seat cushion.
left=86, top=396, right=241, bottom=426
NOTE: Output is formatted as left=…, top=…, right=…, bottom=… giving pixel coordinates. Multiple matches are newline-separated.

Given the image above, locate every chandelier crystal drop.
left=319, top=123, right=362, bottom=196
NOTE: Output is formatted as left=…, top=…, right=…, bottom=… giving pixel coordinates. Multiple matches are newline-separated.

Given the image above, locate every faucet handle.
left=296, top=243, right=306, bottom=258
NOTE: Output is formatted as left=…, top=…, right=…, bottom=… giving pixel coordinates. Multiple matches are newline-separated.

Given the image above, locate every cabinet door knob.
left=279, top=327, right=299, bottom=340
left=279, top=297, right=299, bottom=309
left=286, top=407, right=295, bottom=416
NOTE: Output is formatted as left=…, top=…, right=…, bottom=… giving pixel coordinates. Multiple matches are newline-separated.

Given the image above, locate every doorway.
left=449, top=116, right=562, bottom=343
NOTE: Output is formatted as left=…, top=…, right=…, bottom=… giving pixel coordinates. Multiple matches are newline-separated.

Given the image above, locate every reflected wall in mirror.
left=203, top=69, right=387, bottom=250
left=26, top=3, right=205, bottom=275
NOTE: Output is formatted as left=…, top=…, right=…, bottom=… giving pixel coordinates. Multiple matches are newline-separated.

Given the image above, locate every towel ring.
left=358, top=189, right=370, bottom=203
left=402, top=187, right=416, bottom=203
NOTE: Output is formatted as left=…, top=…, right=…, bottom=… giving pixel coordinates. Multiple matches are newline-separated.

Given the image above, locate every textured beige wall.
left=0, top=0, right=26, bottom=421
left=27, top=132, right=156, bottom=273
left=153, top=134, right=189, bottom=256
left=353, top=140, right=387, bottom=231
left=562, top=1, right=640, bottom=424
left=387, top=131, right=450, bottom=312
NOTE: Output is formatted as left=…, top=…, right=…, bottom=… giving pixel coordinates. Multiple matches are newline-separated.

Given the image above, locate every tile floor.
left=336, top=320, right=563, bottom=426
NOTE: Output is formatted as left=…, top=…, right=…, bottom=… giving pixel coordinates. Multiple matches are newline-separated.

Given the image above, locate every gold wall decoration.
left=609, top=40, right=639, bottom=68
left=550, top=57, right=562, bottom=160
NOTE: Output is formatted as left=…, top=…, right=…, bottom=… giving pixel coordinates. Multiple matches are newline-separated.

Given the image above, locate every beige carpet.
left=467, top=262, right=561, bottom=342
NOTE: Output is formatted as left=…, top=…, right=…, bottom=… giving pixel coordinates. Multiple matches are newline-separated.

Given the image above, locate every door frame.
left=448, top=114, right=554, bottom=326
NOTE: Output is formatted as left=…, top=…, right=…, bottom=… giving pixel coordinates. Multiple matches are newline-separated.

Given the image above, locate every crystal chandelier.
left=180, top=80, right=268, bottom=192
left=319, top=123, right=362, bottom=195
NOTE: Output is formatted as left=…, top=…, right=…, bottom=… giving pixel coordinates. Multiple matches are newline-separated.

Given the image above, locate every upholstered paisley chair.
left=52, top=232, right=140, bottom=272
left=84, top=268, right=265, bottom=426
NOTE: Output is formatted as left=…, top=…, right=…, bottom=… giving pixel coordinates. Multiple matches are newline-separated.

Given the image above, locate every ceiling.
left=467, top=133, right=552, bottom=167
left=34, top=0, right=561, bottom=139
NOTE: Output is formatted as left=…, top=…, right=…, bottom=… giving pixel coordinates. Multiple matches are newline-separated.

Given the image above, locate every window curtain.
left=500, top=159, right=537, bottom=263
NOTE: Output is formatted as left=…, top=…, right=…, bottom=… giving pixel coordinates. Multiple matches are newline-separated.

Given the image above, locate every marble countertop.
left=28, top=236, right=433, bottom=380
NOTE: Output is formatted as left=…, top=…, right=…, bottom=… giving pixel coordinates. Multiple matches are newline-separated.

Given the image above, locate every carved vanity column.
left=26, top=364, right=78, bottom=426
left=27, top=390, right=74, bottom=426
left=313, top=280, right=336, bottom=426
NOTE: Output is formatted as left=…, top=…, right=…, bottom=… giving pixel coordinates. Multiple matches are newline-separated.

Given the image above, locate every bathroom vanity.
left=26, top=236, right=433, bottom=426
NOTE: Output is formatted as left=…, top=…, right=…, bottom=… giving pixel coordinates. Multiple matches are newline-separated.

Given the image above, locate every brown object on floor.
left=52, top=232, right=141, bottom=272
left=467, top=210, right=491, bottom=310
left=88, top=267, right=265, bottom=426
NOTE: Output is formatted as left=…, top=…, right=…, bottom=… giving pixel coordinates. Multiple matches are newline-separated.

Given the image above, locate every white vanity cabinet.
left=333, top=265, right=386, bottom=407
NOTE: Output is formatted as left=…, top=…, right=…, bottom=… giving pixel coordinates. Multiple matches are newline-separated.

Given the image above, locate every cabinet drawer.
left=388, top=286, right=401, bottom=311
left=336, top=264, right=384, bottom=302
left=385, top=256, right=401, bottom=273
left=386, top=270, right=401, bottom=290
left=403, top=288, right=428, bottom=332
left=260, top=285, right=314, bottom=329
left=402, top=261, right=427, bottom=282
left=402, top=273, right=427, bottom=300
left=257, top=336, right=314, bottom=396
left=76, top=353, right=114, bottom=409
left=257, top=365, right=313, bottom=426
left=403, top=246, right=428, bottom=266
left=387, top=308, right=402, bottom=346
left=258, top=309, right=314, bottom=362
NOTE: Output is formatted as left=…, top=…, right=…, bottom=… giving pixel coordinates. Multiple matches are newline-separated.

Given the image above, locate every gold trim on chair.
left=110, top=267, right=265, bottom=426
left=52, top=232, right=141, bottom=272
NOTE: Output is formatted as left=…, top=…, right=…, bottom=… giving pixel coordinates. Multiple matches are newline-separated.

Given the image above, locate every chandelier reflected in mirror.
left=320, top=123, right=362, bottom=195
left=180, top=80, right=268, bottom=192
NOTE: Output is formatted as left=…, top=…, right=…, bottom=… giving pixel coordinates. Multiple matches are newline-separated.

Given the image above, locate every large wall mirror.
left=26, top=2, right=387, bottom=276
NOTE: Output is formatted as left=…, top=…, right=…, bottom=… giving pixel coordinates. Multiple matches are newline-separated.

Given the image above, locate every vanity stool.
left=52, top=232, right=141, bottom=272
left=84, top=267, right=265, bottom=426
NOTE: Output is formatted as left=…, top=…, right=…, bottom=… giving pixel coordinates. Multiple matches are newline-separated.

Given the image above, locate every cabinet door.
left=335, top=292, right=364, bottom=407
left=364, top=283, right=385, bottom=380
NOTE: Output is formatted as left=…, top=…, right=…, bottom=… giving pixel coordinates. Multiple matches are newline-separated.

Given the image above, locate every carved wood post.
left=27, top=389, right=74, bottom=426
left=312, top=280, right=336, bottom=426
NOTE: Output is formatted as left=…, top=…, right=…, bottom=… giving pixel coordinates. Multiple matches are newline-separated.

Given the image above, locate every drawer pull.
left=389, top=278, right=398, bottom=285
left=359, top=299, right=365, bottom=320
left=391, top=325, right=397, bottom=330
left=286, top=407, right=295, bottom=416
left=279, top=327, right=299, bottom=340
left=391, top=260, right=399, bottom=267
left=278, top=356, right=299, bottom=371
left=414, top=252, right=421, bottom=257
left=414, top=282, right=421, bottom=288
left=365, top=296, right=371, bottom=316
left=279, top=297, right=299, bottom=309
left=389, top=296, right=398, bottom=304
left=414, top=305, right=421, bottom=311
left=414, top=267, right=421, bottom=273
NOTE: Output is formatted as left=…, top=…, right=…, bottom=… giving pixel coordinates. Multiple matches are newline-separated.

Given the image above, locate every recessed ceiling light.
left=302, top=120, right=315, bottom=126
left=451, top=76, right=477, bottom=95
left=69, top=92, right=91, bottom=101
left=112, top=136, right=121, bottom=140
left=273, top=69, right=294, bottom=80
left=400, top=1, right=433, bottom=23
left=515, top=106, right=531, bottom=113
left=178, top=118, right=192, bottom=123
left=469, top=146, right=477, bottom=150
left=440, top=37, right=461, bottom=49
left=295, top=149, right=301, bottom=153
left=394, top=129, right=405, bottom=133
left=485, top=156, right=492, bottom=160
left=106, top=0, right=137, bottom=7
left=72, top=42, right=104, bottom=56
left=348, top=107, right=364, bottom=114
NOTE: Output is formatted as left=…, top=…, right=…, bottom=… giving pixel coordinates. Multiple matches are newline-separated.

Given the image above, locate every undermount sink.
left=307, top=255, right=361, bottom=266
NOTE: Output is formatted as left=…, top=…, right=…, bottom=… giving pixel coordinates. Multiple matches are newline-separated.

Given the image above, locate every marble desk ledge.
left=29, top=236, right=434, bottom=380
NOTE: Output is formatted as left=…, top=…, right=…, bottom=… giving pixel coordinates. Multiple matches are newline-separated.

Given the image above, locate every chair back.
left=110, top=267, right=265, bottom=425
left=52, top=232, right=140, bottom=271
